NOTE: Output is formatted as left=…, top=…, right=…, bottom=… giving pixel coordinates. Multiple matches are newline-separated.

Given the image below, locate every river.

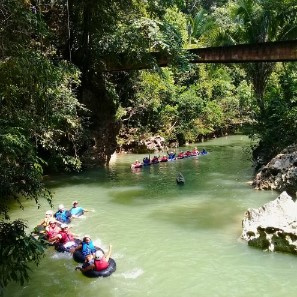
left=5, top=135, right=297, bottom=297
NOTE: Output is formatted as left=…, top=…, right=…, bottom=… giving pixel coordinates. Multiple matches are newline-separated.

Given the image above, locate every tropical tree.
left=38, top=0, right=190, bottom=165
left=218, top=0, right=297, bottom=116
left=187, top=8, right=215, bottom=45
left=0, top=0, right=84, bottom=289
left=252, top=62, right=297, bottom=163
left=210, top=0, right=297, bottom=163
left=0, top=0, right=192, bottom=288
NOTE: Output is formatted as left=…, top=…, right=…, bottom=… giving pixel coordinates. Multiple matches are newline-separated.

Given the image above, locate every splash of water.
left=121, top=268, right=144, bottom=279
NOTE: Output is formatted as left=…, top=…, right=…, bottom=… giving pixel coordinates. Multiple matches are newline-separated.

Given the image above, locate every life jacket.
left=55, top=210, right=70, bottom=223
left=94, top=258, right=109, bottom=271
left=168, top=153, right=175, bottom=160
left=143, top=158, right=150, bottom=164
left=81, top=241, right=96, bottom=256
left=46, top=225, right=60, bottom=239
left=58, top=230, right=74, bottom=244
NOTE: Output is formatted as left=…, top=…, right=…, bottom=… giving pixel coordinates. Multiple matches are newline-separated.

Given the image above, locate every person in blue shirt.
left=142, top=157, right=151, bottom=166
left=200, top=148, right=208, bottom=155
left=70, top=201, right=89, bottom=217
left=72, top=234, right=97, bottom=259
left=167, top=151, right=176, bottom=160
left=54, top=204, right=72, bottom=224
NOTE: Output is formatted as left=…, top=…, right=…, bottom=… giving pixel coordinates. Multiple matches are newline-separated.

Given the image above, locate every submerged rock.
left=241, top=191, right=297, bottom=254
left=176, top=172, right=185, bottom=185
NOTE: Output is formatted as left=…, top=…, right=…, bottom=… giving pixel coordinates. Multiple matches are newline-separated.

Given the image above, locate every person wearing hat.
left=54, top=204, right=72, bottom=224
left=167, top=151, right=176, bottom=160
left=45, top=219, right=61, bottom=242
left=71, top=234, right=96, bottom=259
left=69, top=201, right=88, bottom=218
left=33, top=210, right=54, bottom=235
left=131, top=159, right=142, bottom=169
left=39, top=210, right=54, bottom=228
left=55, top=224, right=77, bottom=252
left=79, top=244, right=112, bottom=273
left=191, top=147, right=199, bottom=156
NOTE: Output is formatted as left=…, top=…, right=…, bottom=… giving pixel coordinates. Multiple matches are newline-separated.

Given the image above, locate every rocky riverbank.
left=253, top=144, right=297, bottom=195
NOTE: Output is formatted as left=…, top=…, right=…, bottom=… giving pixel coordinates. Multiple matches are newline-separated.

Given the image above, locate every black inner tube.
left=82, top=258, right=116, bottom=278
left=73, top=247, right=104, bottom=263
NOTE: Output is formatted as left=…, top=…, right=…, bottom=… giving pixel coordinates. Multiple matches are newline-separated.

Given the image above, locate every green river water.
left=5, top=135, right=297, bottom=297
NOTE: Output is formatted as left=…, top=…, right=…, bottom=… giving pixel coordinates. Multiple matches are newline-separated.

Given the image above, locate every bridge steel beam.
left=187, top=40, right=297, bottom=64
left=105, top=40, right=297, bottom=71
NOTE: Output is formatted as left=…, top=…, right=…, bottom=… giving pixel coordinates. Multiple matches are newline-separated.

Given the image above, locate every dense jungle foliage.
left=0, top=0, right=296, bottom=290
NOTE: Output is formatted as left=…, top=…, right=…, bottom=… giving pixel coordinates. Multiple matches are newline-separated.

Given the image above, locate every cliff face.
left=253, top=144, right=297, bottom=195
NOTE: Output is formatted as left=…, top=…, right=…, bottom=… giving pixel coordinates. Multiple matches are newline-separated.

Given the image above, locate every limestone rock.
left=241, top=192, right=297, bottom=254
left=117, top=129, right=167, bottom=153
left=253, top=144, right=297, bottom=194
left=140, top=135, right=166, bottom=152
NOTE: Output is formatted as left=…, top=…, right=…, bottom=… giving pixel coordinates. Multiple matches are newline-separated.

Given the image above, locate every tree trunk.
left=80, top=75, right=120, bottom=167
left=71, top=1, right=120, bottom=166
left=244, top=62, right=275, bottom=117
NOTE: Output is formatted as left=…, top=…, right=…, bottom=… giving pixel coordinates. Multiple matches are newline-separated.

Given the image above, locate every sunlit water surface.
left=5, top=135, right=297, bottom=297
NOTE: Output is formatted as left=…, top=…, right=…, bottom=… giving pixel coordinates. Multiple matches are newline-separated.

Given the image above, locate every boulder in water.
left=241, top=191, right=297, bottom=254
left=176, top=173, right=185, bottom=185
left=253, top=144, right=297, bottom=195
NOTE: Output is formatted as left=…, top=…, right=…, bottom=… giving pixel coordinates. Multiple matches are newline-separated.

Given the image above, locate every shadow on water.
left=44, top=165, right=129, bottom=189
left=109, top=187, right=147, bottom=205
left=150, top=199, right=243, bottom=230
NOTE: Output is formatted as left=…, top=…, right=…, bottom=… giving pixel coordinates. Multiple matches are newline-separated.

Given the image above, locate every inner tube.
left=55, top=239, right=81, bottom=253
left=32, top=225, right=48, bottom=241
left=82, top=258, right=116, bottom=278
left=73, top=247, right=104, bottom=263
left=73, top=250, right=85, bottom=263
left=131, top=164, right=142, bottom=169
left=34, top=224, right=46, bottom=233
